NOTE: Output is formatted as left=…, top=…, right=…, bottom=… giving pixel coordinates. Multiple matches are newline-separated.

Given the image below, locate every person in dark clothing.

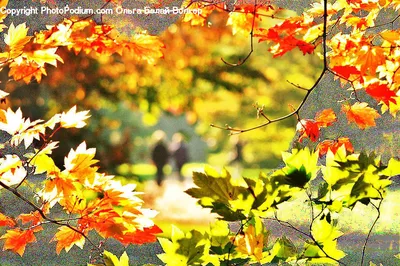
left=170, top=133, right=189, bottom=182
left=151, top=130, right=169, bottom=186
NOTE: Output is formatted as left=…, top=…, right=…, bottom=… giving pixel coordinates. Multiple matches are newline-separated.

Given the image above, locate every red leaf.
left=365, top=83, right=397, bottom=106
left=296, top=119, right=320, bottom=142
left=331, top=65, right=361, bottom=80
left=342, top=102, right=381, bottom=129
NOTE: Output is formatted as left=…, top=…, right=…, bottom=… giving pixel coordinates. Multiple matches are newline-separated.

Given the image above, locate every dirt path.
left=141, top=175, right=217, bottom=224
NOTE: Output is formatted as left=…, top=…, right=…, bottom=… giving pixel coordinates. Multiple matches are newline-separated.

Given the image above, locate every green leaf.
left=186, top=168, right=250, bottom=220
left=281, top=147, right=320, bottom=183
left=158, top=226, right=207, bottom=266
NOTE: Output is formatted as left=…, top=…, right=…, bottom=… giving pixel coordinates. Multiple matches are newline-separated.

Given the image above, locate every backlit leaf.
left=342, top=102, right=380, bottom=129
left=53, top=226, right=85, bottom=254
left=0, top=229, right=36, bottom=256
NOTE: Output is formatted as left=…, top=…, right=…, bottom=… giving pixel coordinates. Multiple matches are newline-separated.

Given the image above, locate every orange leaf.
left=0, top=229, right=36, bottom=256
left=17, top=211, right=43, bottom=232
left=342, top=102, right=381, bottom=129
left=53, top=226, right=85, bottom=254
left=315, top=108, right=337, bottom=127
left=316, top=137, right=354, bottom=157
left=0, top=213, right=16, bottom=227
left=356, top=46, right=385, bottom=76
left=114, top=225, right=163, bottom=246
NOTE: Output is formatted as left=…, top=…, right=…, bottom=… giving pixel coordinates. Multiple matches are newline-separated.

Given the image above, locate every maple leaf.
left=331, top=65, right=361, bottom=80
left=114, top=225, right=163, bottom=246
left=123, top=33, right=165, bottom=65
left=315, top=108, right=337, bottom=127
left=9, top=60, right=47, bottom=84
left=297, top=119, right=320, bottom=142
left=60, top=106, right=90, bottom=129
left=233, top=225, right=264, bottom=261
left=26, top=48, right=64, bottom=67
left=0, top=154, right=26, bottom=188
left=316, top=137, right=354, bottom=157
left=53, top=226, right=85, bottom=254
left=0, top=229, right=36, bottom=256
left=342, top=102, right=381, bottom=129
left=0, top=213, right=16, bottom=227
left=4, top=23, right=32, bottom=57
left=297, top=109, right=337, bottom=142
left=0, top=108, right=31, bottom=135
left=356, top=46, right=386, bottom=76
left=64, top=141, right=98, bottom=174
left=17, top=212, right=43, bottom=233
left=181, top=0, right=217, bottom=26
left=365, top=82, right=397, bottom=106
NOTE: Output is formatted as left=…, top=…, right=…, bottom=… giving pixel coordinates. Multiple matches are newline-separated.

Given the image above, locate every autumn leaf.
left=365, top=82, right=397, bottom=106
left=0, top=213, right=16, bottom=227
left=331, top=65, right=361, bottom=80
left=0, top=90, right=8, bottom=101
left=63, top=141, right=98, bottom=174
left=342, top=102, right=381, bottom=129
left=356, top=46, right=386, bottom=76
left=60, top=106, right=90, bottom=129
left=18, top=211, right=43, bottom=232
left=53, top=226, right=85, bottom=254
left=26, top=48, right=64, bottom=67
left=316, top=137, right=354, bottom=157
left=9, top=60, right=46, bottom=84
left=297, top=119, right=320, bottom=142
left=233, top=225, right=264, bottom=261
left=0, top=229, right=36, bottom=256
left=4, top=23, right=32, bottom=57
left=296, top=109, right=337, bottom=142
left=315, top=108, right=337, bottom=127
left=181, top=0, right=217, bottom=26
left=123, top=33, right=165, bottom=64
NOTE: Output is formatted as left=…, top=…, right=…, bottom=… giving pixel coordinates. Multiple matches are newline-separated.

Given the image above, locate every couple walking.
left=151, top=130, right=189, bottom=186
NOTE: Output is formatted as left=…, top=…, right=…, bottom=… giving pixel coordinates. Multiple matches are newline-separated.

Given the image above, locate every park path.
left=141, top=174, right=217, bottom=224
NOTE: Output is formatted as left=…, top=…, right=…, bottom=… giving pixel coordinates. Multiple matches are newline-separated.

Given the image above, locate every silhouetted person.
left=170, top=133, right=189, bottom=182
left=230, top=137, right=244, bottom=165
left=151, top=130, right=169, bottom=186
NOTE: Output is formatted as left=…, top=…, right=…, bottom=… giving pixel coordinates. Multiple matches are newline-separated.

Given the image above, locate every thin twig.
left=221, top=1, right=257, bottom=66
left=0, top=180, right=101, bottom=252
left=360, top=190, right=383, bottom=266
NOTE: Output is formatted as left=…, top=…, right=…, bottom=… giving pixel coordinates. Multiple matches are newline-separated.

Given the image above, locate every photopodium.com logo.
left=0, top=5, right=203, bottom=17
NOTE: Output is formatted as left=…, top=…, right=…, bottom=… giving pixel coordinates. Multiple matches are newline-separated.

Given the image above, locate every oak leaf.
left=342, top=102, right=380, bottom=129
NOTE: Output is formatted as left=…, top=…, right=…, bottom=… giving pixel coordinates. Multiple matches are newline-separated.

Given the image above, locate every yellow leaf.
left=64, top=142, right=98, bottom=174
left=4, top=23, right=32, bottom=56
left=26, top=48, right=64, bottom=67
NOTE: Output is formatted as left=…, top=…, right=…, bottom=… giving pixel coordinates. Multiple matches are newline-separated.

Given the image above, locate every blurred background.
left=3, top=10, right=321, bottom=180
